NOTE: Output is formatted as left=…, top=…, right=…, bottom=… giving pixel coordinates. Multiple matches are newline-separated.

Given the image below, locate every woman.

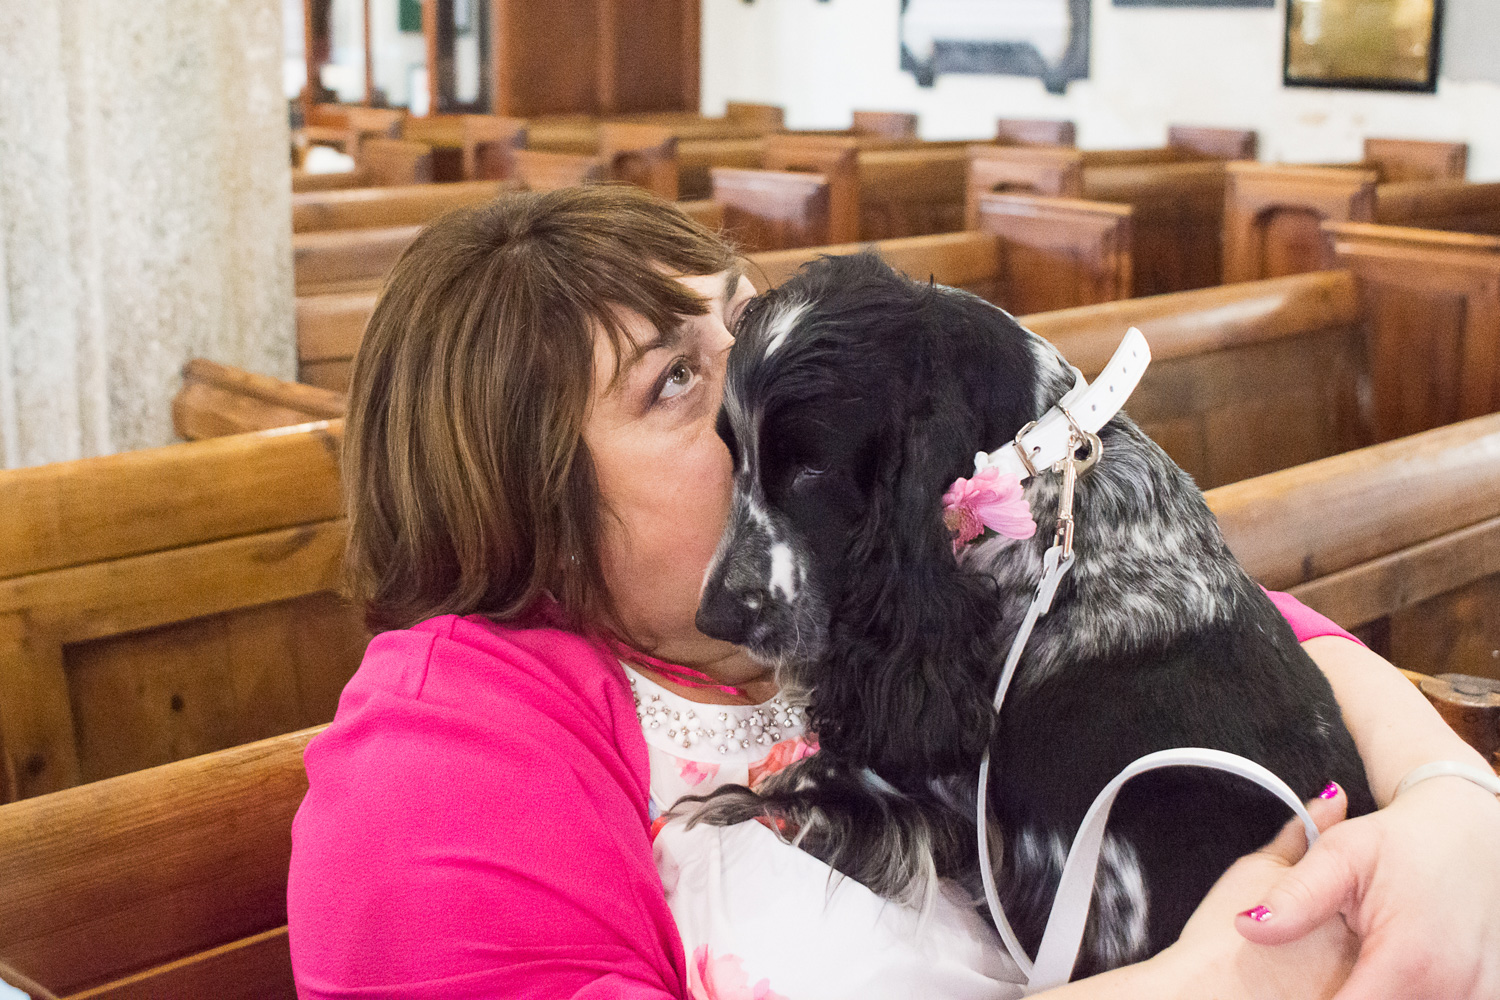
left=287, top=186, right=1500, bottom=999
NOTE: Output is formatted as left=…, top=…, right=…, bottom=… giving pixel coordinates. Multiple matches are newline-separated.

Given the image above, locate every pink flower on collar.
left=942, top=466, right=1036, bottom=553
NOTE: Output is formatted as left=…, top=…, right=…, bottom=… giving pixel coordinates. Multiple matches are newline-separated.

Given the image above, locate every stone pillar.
left=0, top=0, right=295, bottom=469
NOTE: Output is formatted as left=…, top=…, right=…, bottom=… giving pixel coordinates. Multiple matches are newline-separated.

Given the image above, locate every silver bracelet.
left=1394, top=760, right=1500, bottom=800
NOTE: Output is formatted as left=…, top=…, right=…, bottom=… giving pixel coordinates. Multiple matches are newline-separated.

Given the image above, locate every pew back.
left=292, top=180, right=505, bottom=233
left=0, top=424, right=363, bottom=801
left=995, top=118, right=1075, bottom=147
left=1362, top=138, right=1468, bottom=183
left=1210, top=411, right=1500, bottom=687
left=358, top=138, right=435, bottom=187
left=0, top=726, right=317, bottom=998
left=1222, top=162, right=1379, bottom=282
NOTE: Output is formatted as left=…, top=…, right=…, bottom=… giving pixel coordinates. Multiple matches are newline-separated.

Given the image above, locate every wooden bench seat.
left=0, top=422, right=364, bottom=802
left=4, top=407, right=1498, bottom=998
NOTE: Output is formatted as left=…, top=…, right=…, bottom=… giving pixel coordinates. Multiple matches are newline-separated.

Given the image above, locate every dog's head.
left=697, top=253, right=1058, bottom=776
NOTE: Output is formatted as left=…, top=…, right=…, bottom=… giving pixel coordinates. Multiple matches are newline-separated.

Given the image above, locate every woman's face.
left=583, top=269, right=763, bottom=684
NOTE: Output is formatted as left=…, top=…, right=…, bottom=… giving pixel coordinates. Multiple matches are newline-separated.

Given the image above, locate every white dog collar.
left=973, top=327, right=1151, bottom=484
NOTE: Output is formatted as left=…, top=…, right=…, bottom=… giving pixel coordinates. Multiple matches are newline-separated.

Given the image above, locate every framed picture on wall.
left=1284, top=0, right=1443, bottom=92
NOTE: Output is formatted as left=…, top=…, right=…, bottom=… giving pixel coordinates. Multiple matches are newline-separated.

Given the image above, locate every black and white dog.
left=689, top=253, right=1374, bottom=977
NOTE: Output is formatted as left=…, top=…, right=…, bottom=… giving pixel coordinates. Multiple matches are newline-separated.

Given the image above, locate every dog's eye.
left=792, top=466, right=827, bottom=489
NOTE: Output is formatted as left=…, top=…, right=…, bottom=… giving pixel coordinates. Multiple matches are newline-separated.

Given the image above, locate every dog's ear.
left=810, top=405, right=999, bottom=784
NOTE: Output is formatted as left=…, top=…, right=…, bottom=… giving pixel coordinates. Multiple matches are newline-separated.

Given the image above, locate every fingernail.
left=1240, top=905, right=1273, bottom=923
left=1319, top=781, right=1340, bottom=800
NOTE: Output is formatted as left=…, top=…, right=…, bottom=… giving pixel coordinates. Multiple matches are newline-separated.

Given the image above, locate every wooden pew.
left=1210, top=410, right=1500, bottom=696
left=357, top=137, right=435, bottom=186
left=965, top=145, right=1233, bottom=298
left=712, top=134, right=972, bottom=247
left=291, top=168, right=369, bottom=193
left=302, top=104, right=405, bottom=161
left=0, top=725, right=317, bottom=997
left=996, top=118, right=1075, bottom=147
left=174, top=359, right=346, bottom=440
left=292, top=179, right=506, bottom=233
left=0, top=423, right=364, bottom=801
left=292, top=198, right=723, bottom=297
left=1324, top=221, right=1500, bottom=441
left=1222, top=138, right=1477, bottom=281
left=401, top=114, right=528, bottom=181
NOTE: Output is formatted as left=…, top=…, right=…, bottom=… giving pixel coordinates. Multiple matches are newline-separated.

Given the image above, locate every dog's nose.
left=695, top=584, right=767, bottom=644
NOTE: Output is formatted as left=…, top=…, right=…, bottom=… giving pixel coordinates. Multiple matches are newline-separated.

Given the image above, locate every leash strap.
left=1026, top=750, right=1320, bottom=993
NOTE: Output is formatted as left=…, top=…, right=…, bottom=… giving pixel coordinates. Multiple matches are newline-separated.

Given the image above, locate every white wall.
left=701, top=0, right=1500, bottom=180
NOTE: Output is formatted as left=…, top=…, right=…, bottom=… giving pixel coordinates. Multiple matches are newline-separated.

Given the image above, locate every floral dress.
left=625, top=665, right=1025, bottom=1000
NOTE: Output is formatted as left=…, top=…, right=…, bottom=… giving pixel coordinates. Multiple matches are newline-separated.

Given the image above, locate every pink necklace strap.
left=605, top=637, right=747, bottom=698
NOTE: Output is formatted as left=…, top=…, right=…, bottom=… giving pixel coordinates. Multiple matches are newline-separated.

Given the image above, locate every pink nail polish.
left=1319, top=781, right=1340, bottom=800
left=1240, top=905, right=1273, bottom=923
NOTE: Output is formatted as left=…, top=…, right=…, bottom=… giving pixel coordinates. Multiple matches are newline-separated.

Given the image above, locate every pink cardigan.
left=287, top=597, right=1359, bottom=999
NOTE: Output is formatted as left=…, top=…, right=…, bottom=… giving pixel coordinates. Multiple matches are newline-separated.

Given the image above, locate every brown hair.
left=344, top=185, right=738, bottom=634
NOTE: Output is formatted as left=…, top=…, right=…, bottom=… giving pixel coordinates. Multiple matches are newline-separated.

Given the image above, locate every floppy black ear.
left=808, top=406, right=1001, bottom=785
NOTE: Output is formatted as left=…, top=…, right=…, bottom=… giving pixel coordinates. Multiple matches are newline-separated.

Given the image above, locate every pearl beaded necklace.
left=627, top=669, right=804, bottom=756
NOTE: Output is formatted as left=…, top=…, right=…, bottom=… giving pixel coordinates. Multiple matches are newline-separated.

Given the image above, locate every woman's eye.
left=658, top=359, right=700, bottom=401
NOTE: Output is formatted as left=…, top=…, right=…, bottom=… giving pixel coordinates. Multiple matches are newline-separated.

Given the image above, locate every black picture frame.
left=1284, top=0, right=1443, bottom=93
left=899, top=0, right=1090, bottom=95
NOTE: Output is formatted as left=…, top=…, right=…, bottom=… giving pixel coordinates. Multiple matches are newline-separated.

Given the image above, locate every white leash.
left=968, top=329, right=1320, bottom=992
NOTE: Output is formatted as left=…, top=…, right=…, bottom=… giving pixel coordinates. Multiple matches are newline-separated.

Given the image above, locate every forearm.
left=1303, top=635, right=1491, bottom=806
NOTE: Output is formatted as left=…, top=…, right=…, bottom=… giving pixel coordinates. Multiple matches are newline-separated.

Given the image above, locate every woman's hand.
left=1151, top=784, right=1358, bottom=1000
left=1236, top=775, right=1500, bottom=999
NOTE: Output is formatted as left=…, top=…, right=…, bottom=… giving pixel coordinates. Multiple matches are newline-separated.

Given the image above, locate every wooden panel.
left=294, top=225, right=420, bottom=295
left=975, top=192, right=1133, bottom=315
left=299, top=359, right=356, bottom=394
left=513, top=149, right=607, bottom=191
left=493, top=0, right=598, bottom=116
left=1167, top=125, right=1257, bottom=161
left=1125, top=329, right=1369, bottom=489
left=1084, top=161, right=1227, bottom=296
left=1390, top=574, right=1500, bottom=686
left=761, top=136, right=861, bottom=243
left=66, top=592, right=364, bottom=784
left=297, top=291, right=379, bottom=365
left=0, top=727, right=318, bottom=994
left=0, top=423, right=343, bottom=578
left=403, top=115, right=527, bottom=181
left=856, top=147, right=968, bottom=240
left=292, top=180, right=502, bottom=232
left=1207, top=411, right=1500, bottom=591
left=677, top=137, right=765, bottom=199
left=70, top=927, right=294, bottom=1000
left=995, top=118, right=1075, bottom=147
left=357, top=138, right=434, bottom=187
left=710, top=167, right=831, bottom=252
left=747, top=231, right=1001, bottom=294
left=1363, top=137, right=1468, bottom=183
left=1327, top=221, right=1500, bottom=440
left=0, top=520, right=346, bottom=799
left=1223, top=163, right=1379, bottom=283
left=965, top=146, right=1085, bottom=228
